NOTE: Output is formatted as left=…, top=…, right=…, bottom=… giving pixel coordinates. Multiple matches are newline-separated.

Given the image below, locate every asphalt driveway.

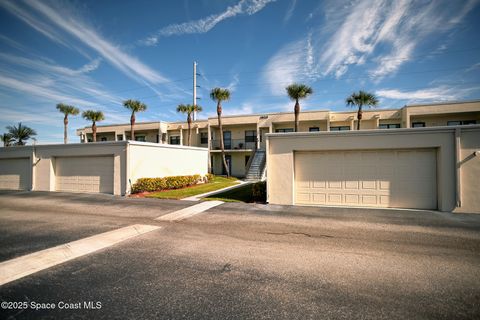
left=0, top=191, right=479, bottom=319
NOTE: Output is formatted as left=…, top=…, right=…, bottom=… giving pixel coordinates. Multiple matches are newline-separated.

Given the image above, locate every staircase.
left=245, top=150, right=266, bottom=181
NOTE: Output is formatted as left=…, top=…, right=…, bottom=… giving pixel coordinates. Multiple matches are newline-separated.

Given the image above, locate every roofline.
left=76, top=121, right=164, bottom=131
left=206, top=109, right=331, bottom=121
left=404, top=99, right=480, bottom=108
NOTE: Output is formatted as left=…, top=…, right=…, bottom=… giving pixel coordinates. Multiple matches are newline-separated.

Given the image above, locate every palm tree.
left=210, top=87, right=231, bottom=176
left=1, top=133, right=13, bottom=147
left=7, top=123, right=37, bottom=145
left=176, top=104, right=203, bottom=146
left=56, top=103, right=80, bottom=144
left=123, top=99, right=147, bottom=140
left=82, top=110, right=105, bottom=142
left=286, top=83, right=313, bottom=132
left=345, top=90, right=379, bottom=130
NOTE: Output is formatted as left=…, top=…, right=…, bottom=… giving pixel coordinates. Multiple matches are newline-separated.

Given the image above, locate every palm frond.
left=210, top=88, right=231, bottom=102
left=123, top=99, right=147, bottom=113
left=286, top=83, right=313, bottom=100
left=56, top=103, right=80, bottom=116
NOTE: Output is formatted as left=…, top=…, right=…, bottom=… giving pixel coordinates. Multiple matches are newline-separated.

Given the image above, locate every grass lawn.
left=145, top=177, right=238, bottom=200
left=203, top=183, right=254, bottom=203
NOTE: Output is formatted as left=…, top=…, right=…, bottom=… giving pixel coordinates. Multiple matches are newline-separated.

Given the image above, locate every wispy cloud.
left=226, top=74, right=240, bottom=92
left=141, top=0, right=276, bottom=46
left=376, top=85, right=480, bottom=102
left=283, top=0, right=297, bottom=23
left=1, top=0, right=167, bottom=85
left=262, top=0, right=479, bottom=94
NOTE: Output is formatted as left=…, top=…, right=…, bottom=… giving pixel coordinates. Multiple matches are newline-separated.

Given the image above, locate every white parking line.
left=0, top=224, right=160, bottom=286
left=155, top=201, right=223, bottom=221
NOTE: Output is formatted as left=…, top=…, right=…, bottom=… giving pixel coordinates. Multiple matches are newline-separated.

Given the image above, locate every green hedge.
left=131, top=174, right=202, bottom=193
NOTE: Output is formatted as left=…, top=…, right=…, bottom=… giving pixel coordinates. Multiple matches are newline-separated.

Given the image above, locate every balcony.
left=210, top=139, right=256, bottom=151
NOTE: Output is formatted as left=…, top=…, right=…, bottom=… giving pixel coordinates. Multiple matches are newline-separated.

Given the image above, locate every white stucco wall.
left=267, top=126, right=480, bottom=213
left=127, top=142, right=208, bottom=192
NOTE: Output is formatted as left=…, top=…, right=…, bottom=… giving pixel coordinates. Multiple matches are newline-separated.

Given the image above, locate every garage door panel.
left=55, top=156, right=114, bottom=194
left=0, top=158, right=29, bottom=190
left=295, top=149, right=437, bottom=209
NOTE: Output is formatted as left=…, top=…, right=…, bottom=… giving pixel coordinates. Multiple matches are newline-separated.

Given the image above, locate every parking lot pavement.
left=0, top=191, right=193, bottom=261
left=1, top=192, right=480, bottom=319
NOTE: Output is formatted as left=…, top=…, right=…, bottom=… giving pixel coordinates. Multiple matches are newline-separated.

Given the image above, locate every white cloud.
left=283, top=0, right=297, bottom=23
left=376, top=86, right=480, bottom=102
left=226, top=74, right=240, bottom=92
left=262, top=0, right=479, bottom=93
left=2, top=0, right=167, bottom=85
left=141, top=0, right=276, bottom=45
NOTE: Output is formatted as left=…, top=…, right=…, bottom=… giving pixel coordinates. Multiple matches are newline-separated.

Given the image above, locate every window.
left=309, top=127, right=320, bottom=132
left=200, top=132, right=208, bottom=144
left=87, top=138, right=92, bottom=142
left=116, top=135, right=123, bottom=141
left=135, top=135, right=146, bottom=142
left=170, top=136, right=180, bottom=145
left=223, top=131, right=232, bottom=149
left=245, top=130, right=256, bottom=142
left=275, top=128, right=294, bottom=133
left=330, top=126, right=350, bottom=131
left=412, top=122, right=425, bottom=128
left=245, top=155, right=250, bottom=166
left=379, top=123, right=401, bottom=129
left=447, top=120, right=477, bottom=126
left=100, top=137, right=107, bottom=141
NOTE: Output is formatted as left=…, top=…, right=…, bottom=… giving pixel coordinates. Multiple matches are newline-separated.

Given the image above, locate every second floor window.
left=330, top=126, right=350, bottom=131
left=275, top=128, right=294, bottom=133
left=101, top=137, right=107, bottom=141
left=412, top=122, right=426, bottom=127
left=447, top=120, right=477, bottom=126
left=379, top=123, right=401, bottom=129
left=200, top=132, right=208, bottom=144
left=245, top=130, right=256, bottom=142
left=309, top=127, right=320, bottom=132
left=170, top=136, right=180, bottom=145
left=135, top=135, right=146, bottom=142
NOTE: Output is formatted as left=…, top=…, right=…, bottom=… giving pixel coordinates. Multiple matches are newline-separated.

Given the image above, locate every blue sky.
left=0, top=0, right=479, bottom=144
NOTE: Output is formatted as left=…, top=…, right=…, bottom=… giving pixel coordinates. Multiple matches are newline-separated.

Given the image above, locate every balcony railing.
left=211, top=139, right=256, bottom=150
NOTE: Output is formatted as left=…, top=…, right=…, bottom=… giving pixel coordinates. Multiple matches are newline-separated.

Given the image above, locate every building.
left=76, top=100, right=480, bottom=179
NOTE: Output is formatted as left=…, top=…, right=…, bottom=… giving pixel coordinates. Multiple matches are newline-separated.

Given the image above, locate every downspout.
left=455, top=127, right=462, bottom=208
left=126, top=141, right=130, bottom=196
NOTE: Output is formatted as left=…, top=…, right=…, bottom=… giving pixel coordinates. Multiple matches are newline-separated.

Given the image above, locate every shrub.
left=131, top=174, right=201, bottom=193
left=252, top=181, right=266, bottom=202
left=205, top=173, right=214, bottom=182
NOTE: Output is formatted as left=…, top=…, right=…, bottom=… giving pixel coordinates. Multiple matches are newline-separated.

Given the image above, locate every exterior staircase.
left=245, top=150, right=266, bottom=181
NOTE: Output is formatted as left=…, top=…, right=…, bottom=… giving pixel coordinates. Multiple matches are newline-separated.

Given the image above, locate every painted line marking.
left=0, top=224, right=160, bottom=286
left=156, top=201, right=223, bottom=221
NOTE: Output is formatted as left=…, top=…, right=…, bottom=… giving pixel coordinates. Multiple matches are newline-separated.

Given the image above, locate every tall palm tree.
left=210, top=87, right=231, bottom=176
left=1, top=133, right=14, bottom=147
left=176, top=104, right=203, bottom=146
left=123, top=99, right=147, bottom=140
left=286, top=83, right=313, bottom=132
left=56, top=103, right=79, bottom=144
left=345, top=90, right=379, bottom=130
left=82, top=110, right=105, bottom=142
left=7, top=123, right=37, bottom=145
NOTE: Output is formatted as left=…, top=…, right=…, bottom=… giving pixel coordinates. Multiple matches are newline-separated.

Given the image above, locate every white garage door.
left=295, top=149, right=437, bottom=209
left=55, top=156, right=114, bottom=194
left=0, top=158, right=30, bottom=190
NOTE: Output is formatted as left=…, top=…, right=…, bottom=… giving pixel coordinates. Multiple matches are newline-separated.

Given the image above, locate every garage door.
left=295, top=149, right=437, bottom=209
left=55, top=156, right=114, bottom=194
left=0, top=158, right=30, bottom=190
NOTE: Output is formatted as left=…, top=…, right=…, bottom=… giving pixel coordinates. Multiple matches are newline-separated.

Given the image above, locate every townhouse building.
left=76, top=100, right=480, bottom=179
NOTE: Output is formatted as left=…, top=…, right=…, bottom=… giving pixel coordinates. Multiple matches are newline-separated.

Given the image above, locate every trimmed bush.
left=131, top=174, right=202, bottom=193
left=252, top=181, right=266, bottom=202
left=205, top=173, right=214, bottom=182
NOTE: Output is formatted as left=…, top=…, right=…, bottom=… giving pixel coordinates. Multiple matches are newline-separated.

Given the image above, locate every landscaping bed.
left=133, top=176, right=239, bottom=200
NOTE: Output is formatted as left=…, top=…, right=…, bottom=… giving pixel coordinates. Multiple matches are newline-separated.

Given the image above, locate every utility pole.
left=193, top=61, right=197, bottom=121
